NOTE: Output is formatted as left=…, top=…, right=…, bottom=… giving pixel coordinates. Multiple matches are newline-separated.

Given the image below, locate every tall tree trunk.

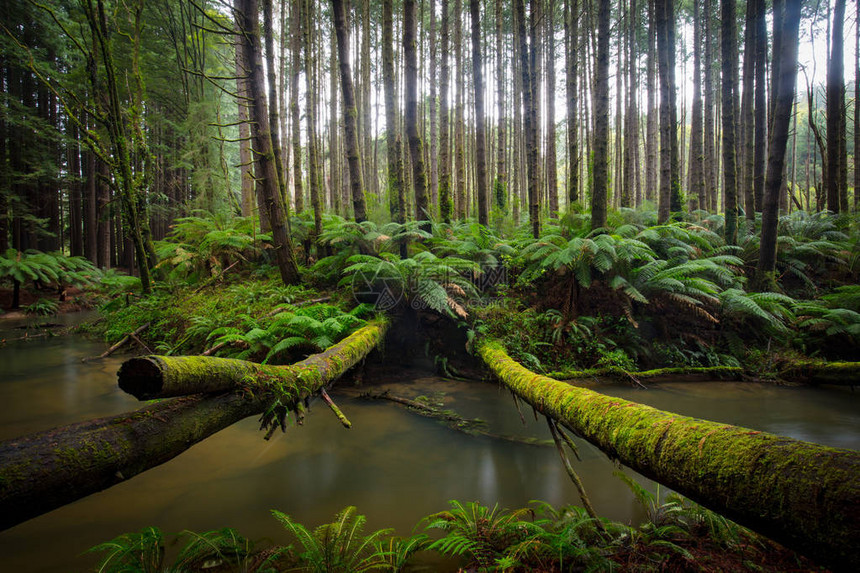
left=68, top=118, right=84, bottom=256
left=383, top=0, right=407, bottom=259
left=757, top=0, right=800, bottom=283
left=454, top=0, right=466, bottom=219
left=645, top=0, right=658, bottom=204
left=721, top=0, right=739, bottom=244
left=237, top=0, right=301, bottom=285
left=703, top=0, right=716, bottom=212
left=439, top=0, right=453, bottom=223
left=494, top=0, right=507, bottom=212
left=740, top=0, right=756, bottom=219
left=329, top=39, right=341, bottom=216
left=826, top=0, right=846, bottom=213
left=302, top=0, right=323, bottom=247
left=290, top=0, right=304, bottom=214
left=655, top=0, right=679, bottom=222
left=515, top=0, right=540, bottom=238
left=429, top=0, right=439, bottom=209
left=235, top=37, right=255, bottom=217
left=752, top=0, right=767, bottom=213
left=565, top=0, right=579, bottom=206
left=404, top=0, right=429, bottom=226
left=687, top=0, right=705, bottom=213
left=591, top=0, right=609, bottom=229
left=855, top=0, right=859, bottom=211
left=545, top=1, right=558, bottom=214
left=263, top=0, right=290, bottom=212
left=470, top=0, right=489, bottom=226
left=331, top=0, right=368, bottom=222
left=623, top=0, right=639, bottom=210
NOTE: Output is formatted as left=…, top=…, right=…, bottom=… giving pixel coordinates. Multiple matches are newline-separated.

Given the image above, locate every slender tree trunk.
left=454, top=0, right=466, bottom=219
left=655, top=0, right=679, bottom=222
left=290, top=0, right=304, bottom=214
left=687, top=0, right=705, bottom=213
left=645, top=0, right=658, bottom=204
left=237, top=0, right=301, bottom=285
left=515, top=0, right=540, bottom=237
left=68, top=119, right=83, bottom=256
left=591, top=0, right=609, bottom=229
left=753, top=0, right=767, bottom=213
left=703, top=0, right=716, bottom=212
left=439, top=0, right=453, bottom=223
left=263, top=0, right=290, bottom=215
left=331, top=0, right=368, bottom=222
left=565, top=0, right=579, bottom=206
left=403, top=0, right=429, bottom=226
left=545, top=1, right=558, bottom=214
left=429, top=0, right=439, bottom=209
left=302, top=0, right=323, bottom=247
left=757, top=0, right=800, bottom=283
left=740, top=0, right=756, bottom=219
left=470, top=0, right=489, bottom=226
left=855, top=0, right=859, bottom=211
left=623, top=0, right=639, bottom=210
left=826, top=0, right=846, bottom=213
left=721, top=0, right=739, bottom=244
left=494, top=0, right=507, bottom=212
left=235, top=37, right=255, bottom=218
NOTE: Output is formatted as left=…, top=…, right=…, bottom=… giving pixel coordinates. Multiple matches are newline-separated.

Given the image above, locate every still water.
left=1, top=316, right=859, bottom=571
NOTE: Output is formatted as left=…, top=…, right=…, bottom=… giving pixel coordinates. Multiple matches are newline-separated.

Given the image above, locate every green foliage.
left=87, top=526, right=165, bottom=573
left=271, top=506, right=393, bottom=572
left=24, top=297, right=59, bottom=317
left=209, top=304, right=371, bottom=364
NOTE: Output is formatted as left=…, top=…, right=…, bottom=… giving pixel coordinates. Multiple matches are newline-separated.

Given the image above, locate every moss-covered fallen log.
left=478, top=339, right=860, bottom=571
left=0, top=322, right=387, bottom=531
left=776, top=360, right=860, bottom=385
left=545, top=365, right=743, bottom=382
left=118, top=322, right=387, bottom=399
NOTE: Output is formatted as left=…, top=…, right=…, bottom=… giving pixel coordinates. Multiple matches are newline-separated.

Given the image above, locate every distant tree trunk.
left=687, top=0, right=704, bottom=213
left=656, top=0, right=679, bottom=222
left=329, top=41, right=341, bottom=216
left=237, top=0, right=301, bottom=285
left=757, top=0, right=800, bottom=282
left=645, top=0, right=658, bottom=204
left=721, top=0, right=739, bottom=244
left=703, top=0, right=716, bottom=212
left=383, top=0, right=406, bottom=259
left=855, top=0, right=859, bottom=211
left=438, top=0, right=453, bottom=223
left=68, top=119, right=84, bottom=256
left=529, top=0, right=542, bottom=229
left=740, top=0, right=756, bottom=219
left=290, top=0, right=304, bottom=214
left=331, top=0, right=368, bottom=222
left=403, top=0, right=429, bottom=226
left=545, top=1, right=558, bottom=214
left=429, top=0, right=439, bottom=209
left=826, top=0, right=846, bottom=213
left=96, top=159, right=111, bottom=269
left=753, top=0, right=767, bottom=213
left=495, top=0, right=507, bottom=211
left=469, top=0, right=489, bottom=226
left=515, top=0, right=540, bottom=237
left=591, top=0, right=609, bottom=228
left=454, top=0, right=466, bottom=219
left=302, top=0, right=323, bottom=247
left=565, top=0, right=579, bottom=206
left=623, top=0, right=639, bottom=210
left=263, top=0, right=290, bottom=216
left=235, top=37, right=255, bottom=218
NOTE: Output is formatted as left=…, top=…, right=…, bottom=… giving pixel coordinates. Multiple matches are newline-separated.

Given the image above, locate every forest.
left=0, top=0, right=859, bottom=571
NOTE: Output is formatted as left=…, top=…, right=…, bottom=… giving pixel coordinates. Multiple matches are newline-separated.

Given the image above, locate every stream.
left=1, top=314, right=859, bottom=572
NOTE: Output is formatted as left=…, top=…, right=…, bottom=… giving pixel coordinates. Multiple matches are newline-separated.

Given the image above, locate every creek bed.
left=1, top=318, right=859, bottom=571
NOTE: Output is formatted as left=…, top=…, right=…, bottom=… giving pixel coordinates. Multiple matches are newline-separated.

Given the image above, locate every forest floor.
left=0, top=286, right=93, bottom=320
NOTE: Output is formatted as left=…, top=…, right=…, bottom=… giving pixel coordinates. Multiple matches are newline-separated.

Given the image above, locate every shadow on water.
left=1, top=315, right=859, bottom=571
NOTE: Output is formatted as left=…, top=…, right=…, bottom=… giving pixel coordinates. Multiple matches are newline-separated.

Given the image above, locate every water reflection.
left=0, top=327, right=858, bottom=572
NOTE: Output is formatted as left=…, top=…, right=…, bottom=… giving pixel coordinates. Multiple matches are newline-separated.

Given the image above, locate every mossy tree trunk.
left=478, top=340, right=860, bottom=571
left=0, top=323, right=387, bottom=531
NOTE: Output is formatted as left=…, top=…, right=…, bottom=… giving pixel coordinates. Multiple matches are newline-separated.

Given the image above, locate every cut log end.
left=118, top=357, right=165, bottom=400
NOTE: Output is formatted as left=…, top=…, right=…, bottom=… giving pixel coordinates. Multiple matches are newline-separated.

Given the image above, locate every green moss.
left=477, top=338, right=860, bottom=568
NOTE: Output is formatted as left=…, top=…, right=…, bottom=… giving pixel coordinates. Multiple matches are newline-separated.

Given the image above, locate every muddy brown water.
left=1, top=315, right=859, bottom=571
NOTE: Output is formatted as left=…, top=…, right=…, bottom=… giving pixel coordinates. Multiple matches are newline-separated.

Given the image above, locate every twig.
left=128, top=333, right=153, bottom=354
left=82, top=322, right=151, bottom=362
left=547, top=417, right=603, bottom=529
left=320, top=388, right=352, bottom=428
left=193, top=260, right=240, bottom=294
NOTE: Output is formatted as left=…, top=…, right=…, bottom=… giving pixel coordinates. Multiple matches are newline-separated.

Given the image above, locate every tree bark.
left=720, top=0, right=739, bottom=244
left=687, top=0, right=704, bottom=212
left=591, top=0, right=609, bottom=229
left=302, top=0, right=323, bottom=246
left=565, top=0, right=579, bottom=206
left=470, top=0, right=488, bottom=226
left=0, top=323, right=386, bottom=531
left=645, top=0, right=658, bottom=204
left=404, top=0, right=430, bottom=226
left=383, top=0, right=406, bottom=243
left=515, top=0, right=540, bottom=238
left=545, top=1, right=558, bottom=214
left=331, top=0, right=368, bottom=223
left=438, top=0, right=453, bottom=223
left=478, top=339, right=860, bottom=571
left=237, top=0, right=300, bottom=285
left=826, top=0, right=846, bottom=213
left=757, top=0, right=800, bottom=283
left=290, top=0, right=304, bottom=214
left=740, top=0, right=756, bottom=219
